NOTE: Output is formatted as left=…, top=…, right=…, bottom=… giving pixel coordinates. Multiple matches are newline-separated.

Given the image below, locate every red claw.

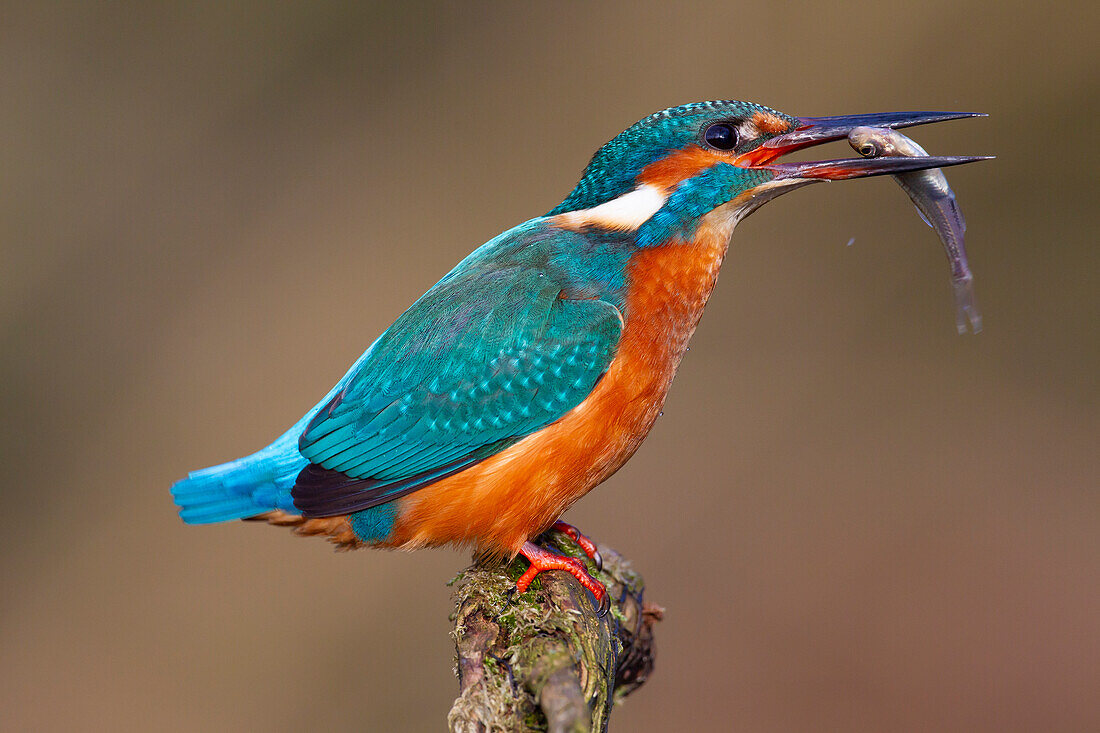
left=551, top=521, right=603, bottom=571
left=516, top=541, right=608, bottom=616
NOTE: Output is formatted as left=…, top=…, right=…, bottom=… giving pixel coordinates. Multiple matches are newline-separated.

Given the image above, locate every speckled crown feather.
left=549, top=100, right=792, bottom=215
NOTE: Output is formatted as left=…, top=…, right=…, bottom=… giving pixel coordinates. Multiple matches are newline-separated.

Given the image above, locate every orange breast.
left=383, top=220, right=734, bottom=557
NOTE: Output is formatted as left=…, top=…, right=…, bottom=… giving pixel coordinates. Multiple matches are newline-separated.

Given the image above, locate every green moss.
left=450, top=535, right=653, bottom=731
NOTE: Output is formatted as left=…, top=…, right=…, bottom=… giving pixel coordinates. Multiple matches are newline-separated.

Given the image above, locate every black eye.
left=703, top=123, right=738, bottom=151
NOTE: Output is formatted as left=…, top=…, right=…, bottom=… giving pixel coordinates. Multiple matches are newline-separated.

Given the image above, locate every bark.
left=448, top=530, right=663, bottom=733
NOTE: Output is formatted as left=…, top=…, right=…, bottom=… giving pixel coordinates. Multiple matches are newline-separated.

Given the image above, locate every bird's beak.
left=736, top=110, right=992, bottom=179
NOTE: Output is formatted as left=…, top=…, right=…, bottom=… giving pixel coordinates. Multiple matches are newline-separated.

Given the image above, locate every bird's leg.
left=516, top=541, right=610, bottom=617
left=550, top=520, right=603, bottom=571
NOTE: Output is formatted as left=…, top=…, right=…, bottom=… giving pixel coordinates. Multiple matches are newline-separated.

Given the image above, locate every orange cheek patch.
left=638, top=145, right=730, bottom=190
left=751, top=111, right=789, bottom=134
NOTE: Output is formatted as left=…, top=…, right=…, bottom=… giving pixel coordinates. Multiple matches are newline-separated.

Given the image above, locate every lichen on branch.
left=448, top=531, right=662, bottom=733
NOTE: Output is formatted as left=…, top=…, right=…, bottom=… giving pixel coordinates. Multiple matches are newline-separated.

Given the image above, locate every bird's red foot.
left=516, top=541, right=610, bottom=616
left=550, top=520, right=603, bottom=571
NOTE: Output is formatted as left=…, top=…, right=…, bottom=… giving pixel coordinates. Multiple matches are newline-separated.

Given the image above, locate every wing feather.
left=291, top=257, right=623, bottom=518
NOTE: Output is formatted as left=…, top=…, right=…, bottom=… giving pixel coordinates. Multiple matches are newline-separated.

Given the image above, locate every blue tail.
left=172, top=338, right=381, bottom=524
left=171, top=440, right=307, bottom=524
left=172, top=409, right=320, bottom=524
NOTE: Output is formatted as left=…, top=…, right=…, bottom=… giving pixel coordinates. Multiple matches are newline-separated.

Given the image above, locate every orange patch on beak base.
left=638, top=146, right=732, bottom=190
left=751, top=111, right=788, bottom=134
left=735, top=142, right=788, bottom=168
left=735, top=114, right=802, bottom=168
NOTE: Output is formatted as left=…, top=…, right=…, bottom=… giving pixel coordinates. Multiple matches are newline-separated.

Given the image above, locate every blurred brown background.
left=2, top=2, right=1096, bottom=731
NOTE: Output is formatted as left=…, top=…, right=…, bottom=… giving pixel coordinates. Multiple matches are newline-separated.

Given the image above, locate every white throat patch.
left=698, top=177, right=818, bottom=242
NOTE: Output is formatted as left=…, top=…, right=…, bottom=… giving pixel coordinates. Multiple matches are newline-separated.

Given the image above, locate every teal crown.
left=549, top=100, right=794, bottom=215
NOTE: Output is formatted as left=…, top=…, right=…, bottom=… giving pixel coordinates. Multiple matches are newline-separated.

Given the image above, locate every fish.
left=848, top=125, right=982, bottom=334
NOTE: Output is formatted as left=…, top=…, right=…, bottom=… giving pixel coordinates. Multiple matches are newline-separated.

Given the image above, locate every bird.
left=172, top=100, right=987, bottom=612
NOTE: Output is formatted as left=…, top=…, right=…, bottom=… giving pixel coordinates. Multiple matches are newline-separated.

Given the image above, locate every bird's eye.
left=859, top=143, right=876, bottom=157
left=703, top=123, right=739, bottom=151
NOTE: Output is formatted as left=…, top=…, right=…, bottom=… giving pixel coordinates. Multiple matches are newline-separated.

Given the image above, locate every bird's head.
left=549, top=100, right=987, bottom=246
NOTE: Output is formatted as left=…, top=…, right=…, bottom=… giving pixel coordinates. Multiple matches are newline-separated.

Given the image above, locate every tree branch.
left=448, top=530, right=663, bottom=732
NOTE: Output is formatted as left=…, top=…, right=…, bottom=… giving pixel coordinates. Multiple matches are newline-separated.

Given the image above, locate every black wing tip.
left=291, top=463, right=374, bottom=517
left=290, top=453, right=493, bottom=518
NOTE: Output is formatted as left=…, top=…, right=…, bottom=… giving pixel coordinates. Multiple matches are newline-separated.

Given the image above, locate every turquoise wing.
left=292, top=254, right=623, bottom=517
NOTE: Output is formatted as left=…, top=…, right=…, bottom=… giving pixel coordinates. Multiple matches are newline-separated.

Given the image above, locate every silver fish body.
left=848, top=126, right=982, bottom=334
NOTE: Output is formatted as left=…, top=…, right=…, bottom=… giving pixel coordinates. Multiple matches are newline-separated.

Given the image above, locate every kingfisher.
left=172, top=100, right=986, bottom=613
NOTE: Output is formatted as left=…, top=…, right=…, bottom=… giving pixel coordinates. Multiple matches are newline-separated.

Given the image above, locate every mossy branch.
left=448, top=531, right=663, bottom=733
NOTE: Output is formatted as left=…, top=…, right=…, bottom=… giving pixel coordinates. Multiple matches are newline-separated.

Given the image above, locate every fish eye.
left=703, top=123, right=739, bottom=151
left=859, top=143, right=876, bottom=157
